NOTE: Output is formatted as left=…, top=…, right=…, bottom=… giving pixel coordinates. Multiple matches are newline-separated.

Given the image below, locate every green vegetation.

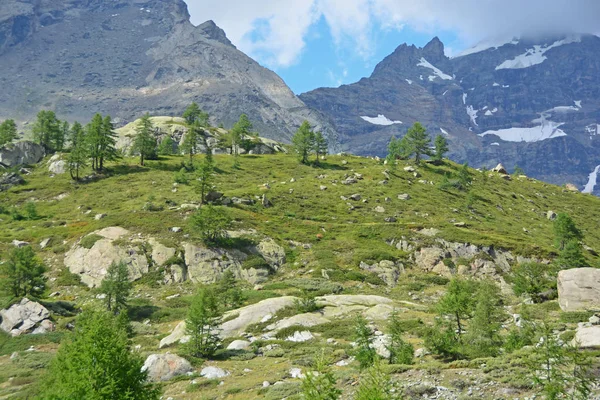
left=0, top=246, right=47, bottom=300
left=185, top=287, right=222, bottom=359
left=40, top=310, right=159, bottom=399
left=0, top=119, right=18, bottom=146
left=301, top=352, right=341, bottom=400
left=132, top=113, right=157, bottom=166
left=189, top=205, right=232, bottom=243
left=353, top=315, right=377, bottom=370
left=99, top=261, right=132, bottom=313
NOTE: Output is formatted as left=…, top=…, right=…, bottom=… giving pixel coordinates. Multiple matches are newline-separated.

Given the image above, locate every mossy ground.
left=1, top=152, right=600, bottom=398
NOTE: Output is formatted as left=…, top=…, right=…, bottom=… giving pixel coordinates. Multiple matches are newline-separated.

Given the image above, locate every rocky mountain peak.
left=422, top=36, right=446, bottom=61
left=197, top=20, right=234, bottom=47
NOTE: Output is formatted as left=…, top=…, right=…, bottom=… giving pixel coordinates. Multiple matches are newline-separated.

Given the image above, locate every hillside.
left=300, top=35, right=600, bottom=194
left=0, top=0, right=336, bottom=146
left=1, top=146, right=600, bottom=398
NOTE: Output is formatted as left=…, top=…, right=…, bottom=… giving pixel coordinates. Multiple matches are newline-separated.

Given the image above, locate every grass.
left=1, top=152, right=600, bottom=399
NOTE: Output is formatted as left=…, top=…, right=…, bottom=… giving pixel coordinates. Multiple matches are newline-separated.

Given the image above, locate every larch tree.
left=403, top=122, right=431, bottom=164
left=292, top=120, right=315, bottom=164
left=0, top=119, right=18, bottom=146
left=0, top=246, right=47, bottom=299
left=313, top=131, right=328, bottom=164
left=99, top=261, right=132, bottom=314
left=32, top=110, right=61, bottom=152
left=185, top=287, right=222, bottom=358
left=432, top=135, right=449, bottom=163
left=132, top=113, right=157, bottom=166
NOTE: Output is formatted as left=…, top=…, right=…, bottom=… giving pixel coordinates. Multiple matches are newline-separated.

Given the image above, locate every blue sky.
left=185, top=0, right=600, bottom=94
left=272, top=18, right=462, bottom=94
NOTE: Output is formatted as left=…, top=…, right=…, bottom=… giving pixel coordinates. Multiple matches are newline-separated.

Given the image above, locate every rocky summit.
left=300, top=35, right=600, bottom=193
left=0, top=0, right=336, bottom=145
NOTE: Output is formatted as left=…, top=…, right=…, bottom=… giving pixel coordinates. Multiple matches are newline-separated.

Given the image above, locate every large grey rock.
left=0, top=298, right=53, bottom=337
left=0, top=172, right=24, bottom=192
left=558, top=268, right=600, bottom=312
left=255, top=239, right=286, bottom=270
left=359, top=260, right=404, bottom=287
left=226, top=340, right=251, bottom=351
left=0, top=142, right=44, bottom=168
left=573, top=326, right=600, bottom=348
left=148, top=238, right=176, bottom=267
left=64, top=227, right=149, bottom=287
left=200, top=366, right=230, bottom=379
left=266, top=313, right=330, bottom=333
left=48, top=154, right=67, bottom=174
left=160, top=296, right=299, bottom=347
left=142, top=353, right=193, bottom=382
left=184, top=244, right=245, bottom=284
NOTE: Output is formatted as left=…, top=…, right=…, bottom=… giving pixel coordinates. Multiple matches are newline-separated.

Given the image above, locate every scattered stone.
left=227, top=340, right=251, bottom=351
left=565, top=183, right=579, bottom=192
left=290, top=178, right=296, bottom=183
left=262, top=381, right=270, bottom=388
left=492, top=163, right=508, bottom=174
left=0, top=298, right=53, bottom=337
left=573, top=326, right=600, bottom=348
left=589, top=315, right=600, bottom=325
left=403, top=166, right=415, bottom=172
left=142, top=354, right=193, bottom=382
left=547, top=210, right=557, bottom=220
left=170, top=227, right=182, bottom=233
left=94, top=213, right=107, bottom=220
left=201, top=366, right=230, bottom=379
left=48, top=160, right=67, bottom=175
left=454, top=222, right=467, bottom=227
left=285, top=331, right=314, bottom=342
left=320, top=185, right=327, bottom=191
left=289, top=368, right=305, bottom=379
left=373, top=206, right=385, bottom=213
left=39, top=238, right=52, bottom=249
left=349, top=194, right=361, bottom=201
left=398, top=193, right=411, bottom=200
left=261, top=194, right=272, bottom=208
left=341, top=160, right=348, bottom=165
left=0, top=172, right=25, bottom=192
left=205, top=191, right=224, bottom=202
left=384, top=217, right=397, bottom=223
left=0, top=141, right=45, bottom=168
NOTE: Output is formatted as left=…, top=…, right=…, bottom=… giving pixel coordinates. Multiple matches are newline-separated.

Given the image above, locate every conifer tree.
left=132, top=113, right=156, bottom=166
left=99, top=115, right=118, bottom=170
left=41, top=310, right=159, bottom=400
left=185, top=287, right=222, bottom=358
left=189, top=205, right=231, bottom=243
left=182, top=102, right=209, bottom=127
left=463, top=281, right=505, bottom=358
left=301, top=351, right=341, bottom=400
left=432, top=135, right=449, bottom=163
left=32, top=110, right=61, bottom=152
left=403, top=122, right=431, bottom=164
left=553, top=213, right=586, bottom=268
left=56, top=120, right=69, bottom=152
left=387, top=309, right=414, bottom=365
left=0, top=246, right=47, bottom=299
left=292, top=120, right=315, bottom=164
left=0, top=119, right=18, bottom=146
left=180, top=122, right=200, bottom=165
left=67, top=121, right=87, bottom=181
left=99, top=261, right=132, bottom=314
left=353, top=315, right=377, bottom=370
left=196, top=159, right=215, bottom=204
left=355, top=360, right=398, bottom=400
left=158, top=136, right=176, bottom=155
left=86, top=113, right=104, bottom=170
left=386, top=136, right=411, bottom=165
left=217, top=269, right=243, bottom=309
left=313, top=132, right=328, bottom=164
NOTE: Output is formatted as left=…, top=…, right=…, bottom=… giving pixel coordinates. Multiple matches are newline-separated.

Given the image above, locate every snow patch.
left=496, top=36, right=581, bottom=70
left=417, top=58, right=453, bottom=80
left=479, top=120, right=567, bottom=143
left=490, top=142, right=500, bottom=146
left=583, top=165, right=600, bottom=194
left=405, top=79, right=413, bottom=85
left=466, top=106, right=478, bottom=126
left=585, top=124, right=600, bottom=139
left=548, top=105, right=579, bottom=113
left=493, top=82, right=500, bottom=87
left=442, top=90, right=448, bottom=96
left=462, top=93, right=467, bottom=105
left=575, top=100, right=582, bottom=108
left=360, top=115, right=402, bottom=126
left=485, top=110, right=493, bottom=116
left=440, top=128, right=449, bottom=135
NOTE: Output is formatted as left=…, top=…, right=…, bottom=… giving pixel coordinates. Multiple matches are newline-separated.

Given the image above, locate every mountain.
left=300, top=35, right=600, bottom=194
left=0, top=0, right=336, bottom=145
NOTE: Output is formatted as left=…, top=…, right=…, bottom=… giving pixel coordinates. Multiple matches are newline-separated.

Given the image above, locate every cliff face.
left=0, top=0, right=337, bottom=146
left=300, top=35, right=600, bottom=193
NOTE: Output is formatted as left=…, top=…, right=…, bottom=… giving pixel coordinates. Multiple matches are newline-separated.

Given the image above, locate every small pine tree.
left=185, top=287, right=222, bottom=358
left=513, top=164, right=525, bottom=176
left=189, top=205, right=232, bottom=243
left=437, top=278, right=477, bottom=339
left=99, top=261, right=132, bottom=314
left=68, top=122, right=88, bottom=181
left=0, top=246, right=47, bottom=299
left=99, top=115, right=119, bottom=170
left=301, top=351, right=341, bottom=400
left=292, top=121, right=315, bottom=164
left=353, top=315, right=377, bottom=370
left=32, top=110, right=61, bottom=152
left=511, top=262, right=556, bottom=303
left=403, top=122, right=431, bottom=164
left=217, top=269, right=243, bottom=309
left=180, top=123, right=199, bottom=165
left=527, top=322, right=570, bottom=399
left=196, top=159, right=215, bottom=204
left=553, top=213, right=583, bottom=251
left=432, top=135, right=449, bottom=163
left=57, top=120, right=69, bottom=152
left=355, top=360, right=399, bottom=400
left=40, top=310, right=159, bottom=399
left=157, top=136, right=176, bottom=155
left=313, top=132, right=328, bottom=164
left=463, top=281, right=505, bottom=358
left=132, top=113, right=157, bottom=166
left=387, top=309, right=414, bottom=365
left=0, top=119, right=18, bottom=146
left=386, top=136, right=411, bottom=165
left=182, top=102, right=209, bottom=127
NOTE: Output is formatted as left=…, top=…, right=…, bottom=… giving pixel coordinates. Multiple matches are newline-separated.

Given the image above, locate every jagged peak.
left=196, top=20, right=234, bottom=47
left=422, top=36, right=446, bottom=61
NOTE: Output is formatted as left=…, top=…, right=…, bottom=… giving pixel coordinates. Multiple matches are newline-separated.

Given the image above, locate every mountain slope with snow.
left=300, top=34, right=600, bottom=194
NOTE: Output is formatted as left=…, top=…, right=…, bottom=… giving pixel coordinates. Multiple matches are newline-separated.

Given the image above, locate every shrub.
left=80, top=234, right=103, bottom=249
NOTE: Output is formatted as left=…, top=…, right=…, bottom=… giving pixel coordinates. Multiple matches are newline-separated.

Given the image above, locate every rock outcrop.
left=573, top=326, right=600, bottom=348
left=64, top=227, right=149, bottom=288
left=558, top=268, right=600, bottom=312
left=0, top=298, right=54, bottom=336
left=0, top=172, right=24, bottom=192
left=0, top=141, right=44, bottom=168
left=142, top=353, right=193, bottom=382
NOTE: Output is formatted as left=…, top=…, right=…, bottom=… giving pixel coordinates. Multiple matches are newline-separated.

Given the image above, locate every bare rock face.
left=0, top=298, right=54, bottom=336
left=573, top=326, right=600, bottom=348
left=558, top=268, right=600, bottom=312
left=64, top=227, right=149, bottom=288
left=142, top=353, right=193, bottom=382
left=0, top=0, right=337, bottom=148
left=0, top=141, right=44, bottom=168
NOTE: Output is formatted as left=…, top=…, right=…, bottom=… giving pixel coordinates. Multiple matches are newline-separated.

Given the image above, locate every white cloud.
left=184, top=0, right=600, bottom=68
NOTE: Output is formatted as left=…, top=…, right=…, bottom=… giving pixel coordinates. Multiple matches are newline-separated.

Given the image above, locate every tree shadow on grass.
left=127, top=304, right=160, bottom=322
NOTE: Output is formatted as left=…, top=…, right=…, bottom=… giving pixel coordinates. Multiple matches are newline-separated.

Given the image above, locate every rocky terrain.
left=300, top=35, right=600, bottom=194
left=1, top=143, right=600, bottom=398
left=0, top=0, right=336, bottom=146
